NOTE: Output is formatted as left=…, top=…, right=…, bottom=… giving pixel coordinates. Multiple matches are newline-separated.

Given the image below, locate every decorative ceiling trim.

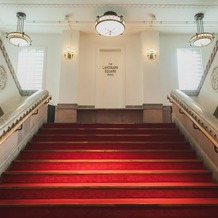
left=0, top=37, right=22, bottom=95
left=0, top=65, right=7, bottom=90
left=0, top=3, right=217, bottom=9
left=25, top=19, right=218, bottom=26
left=196, top=39, right=218, bottom=95
left=211, top=67, right=218, bottom=92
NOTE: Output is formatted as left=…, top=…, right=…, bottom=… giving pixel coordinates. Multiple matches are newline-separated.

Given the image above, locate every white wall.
left=78, top=33, right=143, bottom=107
left=141, top=31, right=161, bottom=104
left=160, top=34, right=192, bottom=105
left=58, top=31, right=80, bottom=104
left=160, top=33, right=217, bottom=113
left=2, top=31, right=217, bottom=112
left=196, top=39, right=218, bottom=114
left=0, top=36, right=22, bottom=113
left=3, top=33, right=62, bottom=106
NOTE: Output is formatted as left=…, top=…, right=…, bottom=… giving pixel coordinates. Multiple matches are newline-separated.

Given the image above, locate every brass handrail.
left=0, top=90, right=51, bottom=144
left=168, top=90, right=218, bottom=152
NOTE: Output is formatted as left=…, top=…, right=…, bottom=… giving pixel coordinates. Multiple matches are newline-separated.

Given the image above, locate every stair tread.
left=29, top=141, right=188, bottom=144
left=0, top=182, right=218, bottom=189
left=21, top=149, right=193, bottom=152
left=14, top=159, right=201, bottom=163
left=35, top=133, right=182, bottom=136
left=2, top=122, right=218, bottom=218
left=43, top=123, right=176, bottom=128
left=42, top=126, right=177, bottom=129
left=0, top=198, right=218, bottom=206
left=5, top=169, right=210, bottom=174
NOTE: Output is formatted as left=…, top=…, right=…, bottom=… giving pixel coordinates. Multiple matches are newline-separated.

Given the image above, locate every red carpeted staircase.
left=0, top=123, right=218, bottom=218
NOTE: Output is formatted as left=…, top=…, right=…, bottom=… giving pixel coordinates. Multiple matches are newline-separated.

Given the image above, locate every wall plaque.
left=102, top=62, right=118, bottom=76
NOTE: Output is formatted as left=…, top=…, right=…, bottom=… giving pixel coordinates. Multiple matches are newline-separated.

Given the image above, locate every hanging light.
left=6, top=12, right=32, bottom=47
left=190, top=13, right=214, bottom=47
left=95, top=11, right=125, bottom=36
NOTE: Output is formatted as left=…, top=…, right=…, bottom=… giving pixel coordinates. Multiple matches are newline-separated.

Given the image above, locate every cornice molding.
left=0, top=3, right=217, bottom=9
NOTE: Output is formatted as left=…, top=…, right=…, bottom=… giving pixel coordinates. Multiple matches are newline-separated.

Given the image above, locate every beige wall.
left=78, top=32, right=143, bottom=107
left=2, top=31, right=217, bottom=113
left=0, top=37, right=22, bottom=113
left=195, top=35, right=218, bottom=115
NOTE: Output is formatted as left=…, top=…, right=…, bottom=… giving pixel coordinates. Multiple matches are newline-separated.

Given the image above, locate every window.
left=17, top=47, right=45, bottom=90
left=177, top=48, right=203, bottom=90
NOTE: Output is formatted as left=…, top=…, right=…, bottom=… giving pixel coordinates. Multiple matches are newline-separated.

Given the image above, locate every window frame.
left=176, top=47, right=203, bottom=95
left=16, top=46, right=46, bottom=91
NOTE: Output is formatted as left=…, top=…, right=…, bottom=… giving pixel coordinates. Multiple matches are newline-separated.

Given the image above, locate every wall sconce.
left=146, top=49, right=157, bottom=60
left=64, top=48, right=75, bottom=60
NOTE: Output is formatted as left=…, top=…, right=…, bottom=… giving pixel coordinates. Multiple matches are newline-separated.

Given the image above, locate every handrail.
left=168, top=89, right=218, bottom=151
left=0, top=90, right=51, bottom=144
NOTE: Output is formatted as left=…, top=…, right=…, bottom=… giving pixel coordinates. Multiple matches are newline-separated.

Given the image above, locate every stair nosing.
left=4, top=169, right=210, bottom=175
left=0, top=198, right=218, bottom=207
left=14, top=159, right=202, bottom=163
left=0, top=182, right=218, bottom=189
left=21, top=149, right=194, bottom=153
left=28, top=141, right=189, bottom=144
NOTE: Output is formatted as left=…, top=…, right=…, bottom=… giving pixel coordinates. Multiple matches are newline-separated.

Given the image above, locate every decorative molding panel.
left=0, top=65, right=7, bottom=90
left=211, top=67, right=218, bottom=92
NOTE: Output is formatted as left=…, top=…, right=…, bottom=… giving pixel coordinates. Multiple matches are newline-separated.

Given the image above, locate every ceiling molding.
left=0, top=3, right=217, bottom=9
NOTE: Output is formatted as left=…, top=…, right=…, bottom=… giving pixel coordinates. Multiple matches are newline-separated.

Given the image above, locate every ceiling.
left=1, top=0, right=218, bottom=36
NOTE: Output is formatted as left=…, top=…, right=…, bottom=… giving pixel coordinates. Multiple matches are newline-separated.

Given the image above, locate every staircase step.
left=42, top=123, right=177, bottom=128
left=26, top=142, right=191, bottom=150
left=18, top=150, right=196, bottom=160
left=1, top=182, right=217, bottom=188
left=1, top=197, right=218, bottom=205
left=32, top=134, right=185, bottom=142
left=1, top=170, right=212, bottom=183
left=38, top=129, right=180, bottom=135
left=10, top=160, right=204, bottom=170
left=1, top=183, right=218, bottom=199
left=1, top=203, right=218, bottom=218
left=0, top=122, right=217, bottom=218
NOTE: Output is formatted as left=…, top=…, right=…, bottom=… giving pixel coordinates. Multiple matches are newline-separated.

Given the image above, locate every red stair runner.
left=0, top=122, right=218, bottom=218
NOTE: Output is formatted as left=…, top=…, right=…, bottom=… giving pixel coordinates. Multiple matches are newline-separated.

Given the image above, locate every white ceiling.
left=1, top=0, right=218, bottom=36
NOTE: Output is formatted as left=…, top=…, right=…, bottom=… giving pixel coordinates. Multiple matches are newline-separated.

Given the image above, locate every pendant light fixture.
left=95, top=11, right=125, bottom=36
left=6, top=12, right=32, bottom=47
left=190, top=13, right=214, bottom=47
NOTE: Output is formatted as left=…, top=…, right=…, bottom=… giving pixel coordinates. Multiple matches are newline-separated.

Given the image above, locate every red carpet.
left=0, top=122, right=218, bottom=217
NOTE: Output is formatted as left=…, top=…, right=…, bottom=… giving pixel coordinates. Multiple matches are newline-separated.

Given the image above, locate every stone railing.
left=169, top=89, right=218, bottom=150
left=0, top=89, right=50, bottom=143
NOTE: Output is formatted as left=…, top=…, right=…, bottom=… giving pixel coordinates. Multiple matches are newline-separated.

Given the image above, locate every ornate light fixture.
left=190, top=13, right=214, bottom=47
left=63, top=15, right=75, bottom=60
left=146, top=49, right=158, bottom=60
left=6, top=12, right=32, bottom=47
left=95, top=11, right=125, bottom=36
left=63, top=48, right=75, bottom=60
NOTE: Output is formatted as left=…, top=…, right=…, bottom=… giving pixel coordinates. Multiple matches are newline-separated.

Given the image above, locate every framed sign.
left=95, top=48, right=124, bottom=108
